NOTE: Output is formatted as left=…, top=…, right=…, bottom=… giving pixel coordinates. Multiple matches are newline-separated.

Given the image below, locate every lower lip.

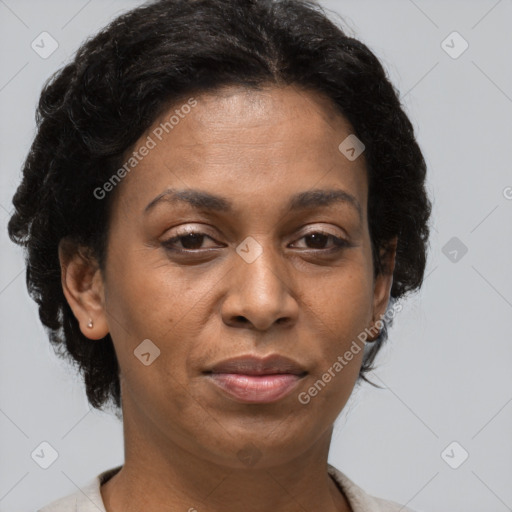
left=207, top=373, right=303, bottom=403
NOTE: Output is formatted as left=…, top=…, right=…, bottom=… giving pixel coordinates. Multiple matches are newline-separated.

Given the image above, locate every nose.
left=221, top=240, right=299, bottom=331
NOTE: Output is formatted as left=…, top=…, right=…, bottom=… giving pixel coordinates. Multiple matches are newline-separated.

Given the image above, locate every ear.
left=58, top=238, right=109, bottom=340
left=369, top=235, right=398, bottom=338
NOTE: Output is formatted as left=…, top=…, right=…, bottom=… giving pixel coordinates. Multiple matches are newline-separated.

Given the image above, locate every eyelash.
left=161, top=229, right=350, bottom=254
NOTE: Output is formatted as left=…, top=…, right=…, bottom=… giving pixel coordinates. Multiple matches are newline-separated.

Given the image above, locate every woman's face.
left=92, top=85, right=395, bottom=468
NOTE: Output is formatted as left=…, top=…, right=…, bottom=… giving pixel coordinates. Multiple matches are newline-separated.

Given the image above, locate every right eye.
left=161, top=230, right=221, bottom=253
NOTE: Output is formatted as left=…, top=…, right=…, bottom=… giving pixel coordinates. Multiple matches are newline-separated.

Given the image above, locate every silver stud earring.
left=87, top=319, right=93, bottom=329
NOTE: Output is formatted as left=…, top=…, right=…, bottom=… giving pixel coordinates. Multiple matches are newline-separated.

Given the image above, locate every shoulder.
left=327, top=464, right=417, bottom=512
left=37, top=480, right=98, bottom=512
left=37, top=466, right=122, bottom=512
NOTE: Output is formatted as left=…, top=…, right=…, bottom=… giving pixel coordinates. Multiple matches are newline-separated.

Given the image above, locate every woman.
left=8, top=0, right=431, bottom=510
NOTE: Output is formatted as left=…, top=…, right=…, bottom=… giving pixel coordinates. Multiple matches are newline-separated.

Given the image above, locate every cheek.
left=311, top=262, right=373, bottom=340
left=108, top=261, right=205, bottom=431
left=104, top=246, right=219, bottom=390
left=303, top=262, right=373, bottom=395
left=105, top=243, right=200, bottom=337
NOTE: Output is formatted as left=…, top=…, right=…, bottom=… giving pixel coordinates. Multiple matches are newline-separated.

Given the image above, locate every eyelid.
left=161, top=223, right=350, bottom=253
left=163, top=223, right=346, bottom=240
left=298, top=224, right=346, bottom=238
left=289, top=228, right=349, bottom=249
left=162, top=226, right=220, bottom=248
left=162, top=222, right=218, bottom=238
left=290, top=221, right=349, bottom=241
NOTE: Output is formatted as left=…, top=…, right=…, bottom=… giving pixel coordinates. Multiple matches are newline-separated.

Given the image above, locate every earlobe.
left=58, top=238, right=109, bottom=340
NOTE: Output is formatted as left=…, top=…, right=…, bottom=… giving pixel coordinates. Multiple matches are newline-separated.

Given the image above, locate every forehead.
left=110, top=85, right=368, bottom=217
left=165, top=85, right=353, bottom=159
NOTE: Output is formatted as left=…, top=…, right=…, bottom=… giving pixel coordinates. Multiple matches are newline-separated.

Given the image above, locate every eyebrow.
left=144, top=187, right=362, bottom=221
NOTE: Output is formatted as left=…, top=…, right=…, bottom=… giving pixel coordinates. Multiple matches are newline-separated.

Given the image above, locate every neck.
left=101, top=407, right=351, bottom=512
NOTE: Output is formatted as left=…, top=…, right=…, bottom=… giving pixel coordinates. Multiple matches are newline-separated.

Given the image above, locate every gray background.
left=1, top=1, right=511, bottom=511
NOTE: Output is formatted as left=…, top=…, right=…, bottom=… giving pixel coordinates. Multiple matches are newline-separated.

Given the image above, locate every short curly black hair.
left=8, top=0, right=432, bottom=412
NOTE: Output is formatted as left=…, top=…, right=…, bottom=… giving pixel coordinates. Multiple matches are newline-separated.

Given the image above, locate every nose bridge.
left=222, top=235, right=298, bottom=330
left=239, top=236, right=285, bottom=295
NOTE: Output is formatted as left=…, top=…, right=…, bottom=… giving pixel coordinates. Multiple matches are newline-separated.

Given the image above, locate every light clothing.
left=37, top=464, right=415, bottom=512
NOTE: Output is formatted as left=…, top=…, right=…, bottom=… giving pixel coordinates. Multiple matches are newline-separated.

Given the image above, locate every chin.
left=193, top=417, right=325, bottom=469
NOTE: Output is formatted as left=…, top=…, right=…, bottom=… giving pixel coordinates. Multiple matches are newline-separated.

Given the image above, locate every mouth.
left=203, top=354, right=307, bottom=404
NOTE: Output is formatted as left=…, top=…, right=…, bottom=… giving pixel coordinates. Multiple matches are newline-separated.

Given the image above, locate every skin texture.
left=59, top=84, right=397, bottom=512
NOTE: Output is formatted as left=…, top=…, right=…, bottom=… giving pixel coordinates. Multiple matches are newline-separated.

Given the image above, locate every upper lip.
left=206, top=354, right=307, bottom=376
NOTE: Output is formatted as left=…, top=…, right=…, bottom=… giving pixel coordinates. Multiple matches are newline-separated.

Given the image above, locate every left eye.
left=289, top=231, right=349, bottom=250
